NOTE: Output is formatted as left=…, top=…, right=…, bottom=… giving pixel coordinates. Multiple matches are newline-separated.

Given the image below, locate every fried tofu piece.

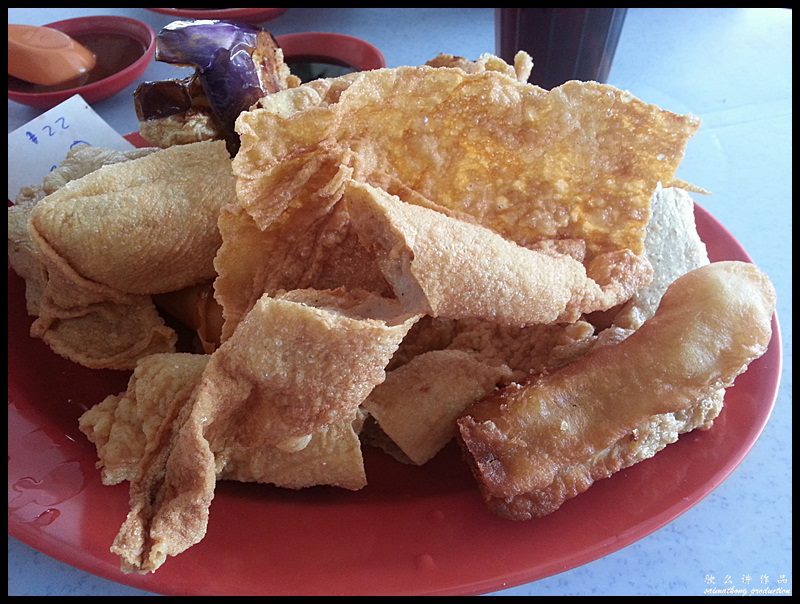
left=613, top=185, right=710, bottom=329
left=364, top=350, right=512, bottom=464
left=345, top=182, right=652, bottom=323
left=458, top=262, right=776, bottom=520
left=111, top=289, right=418, bottom=573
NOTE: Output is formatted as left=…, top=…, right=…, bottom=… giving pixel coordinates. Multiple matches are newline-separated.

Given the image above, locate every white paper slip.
left=7, top=94, right=134, bottom=201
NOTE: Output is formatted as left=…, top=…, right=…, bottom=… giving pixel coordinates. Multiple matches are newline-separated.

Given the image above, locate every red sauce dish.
left=8, top=16, right=155, bottom=110
left=276, top=32, right=386, bottom=77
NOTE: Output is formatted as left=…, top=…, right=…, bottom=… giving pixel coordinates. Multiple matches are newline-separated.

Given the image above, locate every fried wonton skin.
left=458, top=262, right=776, bottom=520
left=223, top=67, right=698, bottom=335
left=236, top=66, right=698, bottom=263
left=79, top=353, right=209, bottom=485
left=111, top=289, right=418, bottom=573
left=16, top=141, right=235, bottom=369
left=346, top=181, right=652, bottom=324
left=214, top=150, right=392, bottom=339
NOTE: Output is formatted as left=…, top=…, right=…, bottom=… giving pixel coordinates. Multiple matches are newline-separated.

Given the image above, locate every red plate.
left=7, top=200, right=781, bottom=595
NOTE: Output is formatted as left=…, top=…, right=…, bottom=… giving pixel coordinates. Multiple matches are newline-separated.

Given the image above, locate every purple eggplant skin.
left=133, top=78, right=194, bottom=122
left=155, top=20, right=284, bottom=154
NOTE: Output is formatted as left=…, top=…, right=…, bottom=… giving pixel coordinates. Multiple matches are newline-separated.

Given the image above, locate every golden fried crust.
left=364, top=350, right=512, bottom=465
left=30, top=140, right=235, bottom=295
left=112, top=289, right=417, bottom=572
left=214, top=151, right=391, bottom=340
left=79, top=353, right=209, bottom=484
left=237, top=68, right=698, bottom=261
left=458, top=262, right=776, bottom=519
left=345, top=182, right=652, bottom=323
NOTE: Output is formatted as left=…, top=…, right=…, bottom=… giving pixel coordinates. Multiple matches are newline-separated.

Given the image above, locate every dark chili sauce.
left=285, top=55, right=357, bottom=83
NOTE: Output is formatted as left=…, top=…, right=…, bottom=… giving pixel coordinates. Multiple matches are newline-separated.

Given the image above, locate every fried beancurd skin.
left=345, top=181, right=652, bottom=323
left=29, top=140, right=235, bottom=295
left=17, top=141, right=235, bottom=369
left=111, top=289, right=418, bottom=573
left=224, top=66, right=698, bottom=335
left=458, top=262, right=776, bottom=520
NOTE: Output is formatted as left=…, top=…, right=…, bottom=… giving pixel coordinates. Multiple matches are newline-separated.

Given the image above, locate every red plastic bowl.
left=7, top=16, right=155, bottom=110
left=276, top=32, right=386, bottom=73
left=148, top=8, right=287, bottom=23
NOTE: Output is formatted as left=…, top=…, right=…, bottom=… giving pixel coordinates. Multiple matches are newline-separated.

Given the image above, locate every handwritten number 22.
left=41, top=118, right=69, bottom=137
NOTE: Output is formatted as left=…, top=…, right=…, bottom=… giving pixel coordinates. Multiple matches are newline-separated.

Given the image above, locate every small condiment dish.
left=8, top=16, right=155, bottom=109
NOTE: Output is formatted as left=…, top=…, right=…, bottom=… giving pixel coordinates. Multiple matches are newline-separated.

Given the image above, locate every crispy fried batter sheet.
left=223, top=66, right=698, bottom=335
left=16, top=141, right=235, bottom=369
left=111, top=289, right=418, bottom=572
left=346, top=182, right=652, bottom=323
left=79, top=353, right=209, bottom=485
left=236, top=65, right=698, bottom=258
left=214, top=150, right=391, bottom=339
left=458, top=262, right=776, bottom=520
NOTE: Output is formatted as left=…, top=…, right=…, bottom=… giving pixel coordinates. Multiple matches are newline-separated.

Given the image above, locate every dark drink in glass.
left=496, top=8, right=627, bottom=89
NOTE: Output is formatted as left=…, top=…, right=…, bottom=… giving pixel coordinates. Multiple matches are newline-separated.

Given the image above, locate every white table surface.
left=8, top=7, right=792, bottom=597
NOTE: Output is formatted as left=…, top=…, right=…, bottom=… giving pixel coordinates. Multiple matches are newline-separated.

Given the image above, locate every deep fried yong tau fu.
left=458, top=262, right=776, bottom=520
left=6, top=45, right=778, bottom=575
left=8, top=141, right=235, bottom=369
